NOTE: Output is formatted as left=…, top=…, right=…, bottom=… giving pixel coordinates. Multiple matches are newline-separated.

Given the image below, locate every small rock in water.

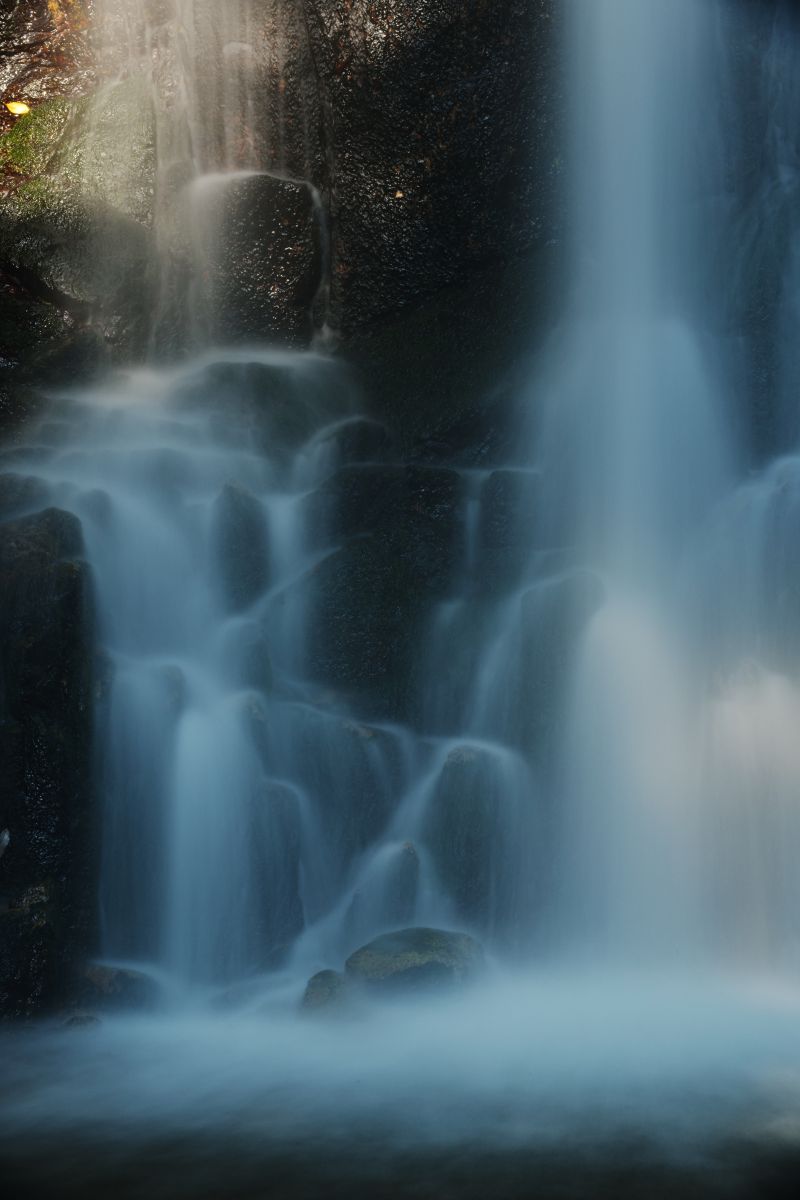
left=61, top=1011, right=102, bottom=1030
left=0, top=829, right=9, bottom=860
left=345, top=927, right=484, bottom=995
left=80, top=964, right=159, bottom=1012
left=301, top=969, right=353, bottom=1014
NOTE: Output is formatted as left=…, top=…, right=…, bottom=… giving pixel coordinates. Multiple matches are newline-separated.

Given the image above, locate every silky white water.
left=6, top=0, right=800, bottom=1186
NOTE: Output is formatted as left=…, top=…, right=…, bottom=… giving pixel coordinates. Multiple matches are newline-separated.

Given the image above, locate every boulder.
left=301, top=968, right=352, bottom=1013
left=302, top=465, right=464, bottom=717
left=251, top=780, right=305, bottom=966
left=0, top=505, right=94, bottom=1018
left=345, top=927, right=484, bottom=994
left=0, top=471, right=49, bottom=518
left=382, top=841, right=420, bottom=928
left=0, top=883, right=59, bottom=1020
left=211, top=483, right=270, bottom=614
left=62, top=1009, right=102, bottom=1029
left=512, top=568, right=605, bottom=757
left=79, top=964, right=160, bottom=1012
left=476, top=467, right=541, bottom=595
left=210, top=173, right=322, bottom=348
left=424, top=739, right=532, bottom=926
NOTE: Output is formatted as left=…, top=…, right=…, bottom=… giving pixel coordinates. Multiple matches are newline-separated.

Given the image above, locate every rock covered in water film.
left=301, top=968, right=353, bottom=1013
left=344, top=927, right=484, bottom=994
left=424, top=746, right=509, bottom=929
left=78, top=964, right=160, bottom=1013
left=212, top=482, right=270, bottom=614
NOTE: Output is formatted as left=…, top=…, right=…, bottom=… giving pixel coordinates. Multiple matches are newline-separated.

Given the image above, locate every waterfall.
left=6, top=0, right=800, bottom=1006
left=13, top=2, right=800, bottom=1190
left=534, top=0, right=800, bottom=972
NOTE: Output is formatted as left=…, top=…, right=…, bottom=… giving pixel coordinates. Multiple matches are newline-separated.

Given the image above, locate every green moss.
left=0, top=100, right=74, bottom=178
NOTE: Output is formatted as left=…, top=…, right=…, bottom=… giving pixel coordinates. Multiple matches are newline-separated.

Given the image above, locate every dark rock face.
left=345, top=926, right=484, bottom=994
left=304, top=465, right=464, bottom=717
left=212, top=483, right=270, bottom=614
left=304, top=0, right=561, bottom=336
left=0, top=505, right=94, bottom=1018
left=0, top=1, right=94, bottom=128
left=213, top=174, right=323, bottom=348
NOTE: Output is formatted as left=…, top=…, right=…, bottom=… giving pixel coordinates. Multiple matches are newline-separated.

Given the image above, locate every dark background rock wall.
left=0, top=506, right=94, bottom=1018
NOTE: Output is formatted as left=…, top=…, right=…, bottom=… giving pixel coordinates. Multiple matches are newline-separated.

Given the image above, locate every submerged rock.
left=345, top=927, right=484, bottom=994
left=301, top=969, right=353, bottom=1013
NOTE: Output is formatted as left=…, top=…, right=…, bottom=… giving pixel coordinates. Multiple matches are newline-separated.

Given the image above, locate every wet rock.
left=424, top=746, right=511, bottom=928
left=249, top=698, right=402, bottom=880
left=303, top=466, right=464, bottom=717
left=79, top=964, right=160, bottom=1012
left=179, top=357, right=350, bottom=461
left=477, top=468, right=541, bottom=594
left=236, top=624, right=274, bottom=693
left=252, top=780, right=305, bottom=966
left=345, top=251, right=552, bottom=470
left=301, top=968, right=353, bottom=1013
left=212, top=173, right=322, bottom=348
left=0, top=92, right=157, bottom=358
left=62, top=1009, right=102, bottom=1029
left=212, top=483, right=270, bottom=614
left=345, top=927, right=484, bottom=994
left=0, top=883, right=59, bottom=1020
left=317, top=417, right=396, bottom=467
left=0, top=1, right=94, bottom=126
left=513, top=568, right=605, bottom=757
left=0, top=471, right=48, bottom=519
left=383, top=842, right=420, bottom=927
left=303, top=0, right=561, bottom=336
left=0, top=505, right=94, bottom=1018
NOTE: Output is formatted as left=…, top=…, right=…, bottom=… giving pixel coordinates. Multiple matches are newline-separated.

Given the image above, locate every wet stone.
left=301, top=969, right=353, bottom=1014
left=345, top=927, right=485, bottom=995
left=424, top=746, right=510, bottom=928
left=79, top=964, right=160, bottom=1012
left=212, top=483, right=270, bottom=614
left=0, top=472, right=49, bottom=520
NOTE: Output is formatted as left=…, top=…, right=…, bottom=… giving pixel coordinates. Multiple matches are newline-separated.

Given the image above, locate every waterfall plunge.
left=539, top=0, right=800, bottom=975
left=11, top=1, right=800, bottom=1186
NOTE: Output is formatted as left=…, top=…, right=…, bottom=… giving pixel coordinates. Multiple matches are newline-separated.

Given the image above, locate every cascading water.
left=11, top=1, right=800, bottom=1193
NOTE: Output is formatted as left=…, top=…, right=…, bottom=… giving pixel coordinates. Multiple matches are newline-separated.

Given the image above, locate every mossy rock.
left=0, top=99, right=74, bottom=179
left=345, top=927, right=484, bottom=994
left=301, top=969, right=353, bottom=1014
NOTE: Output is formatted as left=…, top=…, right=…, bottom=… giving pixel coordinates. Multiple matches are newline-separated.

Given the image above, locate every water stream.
left=6, top=0, right=800, bottom=1191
